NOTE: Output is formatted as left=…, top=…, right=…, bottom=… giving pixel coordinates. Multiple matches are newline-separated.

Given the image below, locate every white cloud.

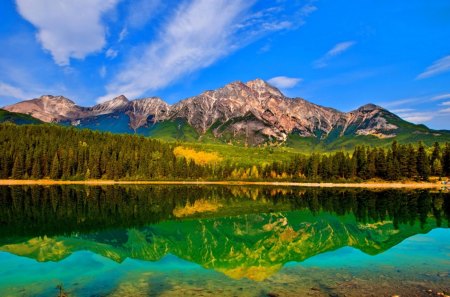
left=439, top=107, right=450, bottom=113
left=98, top=0, right=308, bottom=102
left=118, top=27, right=128, bottom=42
left=0, top=82, right=32, bottom=100
left=431, top=93, right=450, bottom=101
left=379, top=97, right=420, bottom=108
left=268, top=76, right=302, bottom=89
left=403, top=115, right=433, bottom=123
left=126, top=0, right=161, bottom=28
left=396, top=110, right=434, bottom=123
left=105, top=48, right=118, bottom=59
left=16, top=0, right=119, bottom=66
left=417, top=55, right=450, bottom=79
left=313, top=41, right=356, bottom=68
left=391, top=108, right=415, bottom=113
left=299, top=4, right=317, bottom=17
left=441, top=101, right=450, bottom=106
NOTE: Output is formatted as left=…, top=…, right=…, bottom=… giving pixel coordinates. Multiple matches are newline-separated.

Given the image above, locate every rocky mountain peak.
left=356, top=103, right=382, bottom=113
left=39, top=95, right=76, bottom=105
left=101, top=94, right=129, bottom=106
left=245, top=78, right=284, bottom=97
left=112, top=95, right=129, bottom=103
left=129, top=97, right=169, bottom=112
left=132, top=97, right=168, bottom=106
left=3, top=94, right=82, bottom=122
left=90, top=95, right=129, bottom=115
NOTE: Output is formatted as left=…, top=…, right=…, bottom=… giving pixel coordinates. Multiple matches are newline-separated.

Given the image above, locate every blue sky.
left=0, top=0, right=449, bottom=129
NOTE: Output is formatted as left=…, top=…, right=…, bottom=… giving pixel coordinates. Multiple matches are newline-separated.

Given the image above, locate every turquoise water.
left=0, top=186, right=448, bottom=296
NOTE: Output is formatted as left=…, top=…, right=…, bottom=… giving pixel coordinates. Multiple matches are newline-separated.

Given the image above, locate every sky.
left=0, top=0, right=449, bottom=129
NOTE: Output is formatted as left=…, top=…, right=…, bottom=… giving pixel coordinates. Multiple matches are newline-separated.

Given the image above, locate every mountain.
left=3, top=79, right=450, bottom=148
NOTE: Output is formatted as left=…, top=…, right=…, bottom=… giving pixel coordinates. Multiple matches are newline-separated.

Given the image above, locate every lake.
left=0, top=185, right=448, bottom=296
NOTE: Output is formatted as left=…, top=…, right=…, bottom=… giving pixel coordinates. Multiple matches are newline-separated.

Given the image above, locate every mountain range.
left=3, top=79, right=450, bottom=148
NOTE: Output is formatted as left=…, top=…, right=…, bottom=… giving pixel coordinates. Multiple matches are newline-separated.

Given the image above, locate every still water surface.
left=0, top=186, right=448, bottom=296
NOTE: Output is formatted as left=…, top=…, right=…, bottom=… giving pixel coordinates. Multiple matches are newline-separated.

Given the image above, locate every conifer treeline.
left=1, top=123, right=449, bottom=181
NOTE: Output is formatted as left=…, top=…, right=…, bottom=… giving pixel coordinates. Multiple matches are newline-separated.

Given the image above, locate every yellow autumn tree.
left=173, top=146, right=222, bottom=165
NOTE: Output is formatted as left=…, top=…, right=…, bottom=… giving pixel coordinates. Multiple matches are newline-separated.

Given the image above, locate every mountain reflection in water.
left=0, top=185, right=448, bottom=282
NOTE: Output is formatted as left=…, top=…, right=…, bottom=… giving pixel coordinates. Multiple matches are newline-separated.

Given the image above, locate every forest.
left=0, top=123, right=449, bottom=182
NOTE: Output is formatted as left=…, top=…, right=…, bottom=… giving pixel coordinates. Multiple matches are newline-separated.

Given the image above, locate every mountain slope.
left=3, top=79, right=450, bottom=147
left=0, top=109, right=43, bottom=125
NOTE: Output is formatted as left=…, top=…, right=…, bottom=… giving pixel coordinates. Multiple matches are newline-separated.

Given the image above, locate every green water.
left=0, top=186, right=448, bottom=296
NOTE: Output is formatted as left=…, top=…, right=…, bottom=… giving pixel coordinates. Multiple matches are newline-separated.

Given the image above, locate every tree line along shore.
left=1, top=123, right=449, bottom=183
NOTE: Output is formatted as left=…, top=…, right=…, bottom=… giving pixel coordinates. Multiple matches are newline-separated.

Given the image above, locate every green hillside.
left=0, top=109, right=42, bottom=125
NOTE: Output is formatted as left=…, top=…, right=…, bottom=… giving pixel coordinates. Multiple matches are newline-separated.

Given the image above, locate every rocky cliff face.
left=2, top=79, right=411, bottom=144
left=127, top=97, right=170, bottom=130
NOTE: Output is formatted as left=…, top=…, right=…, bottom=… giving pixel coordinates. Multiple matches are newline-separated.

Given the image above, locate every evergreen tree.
left=50, top=153, right=61, bottom=179
left=407, top=145, right=418, bottom=178
left=416, top=143, right=430, bottom=180
left=443, top=143, right=450, bottom=176
left=11, top=155, right=24, bottom=179
left=31, top=159, right=41, bottom=179
left=430, top=142, right=441, bottom=175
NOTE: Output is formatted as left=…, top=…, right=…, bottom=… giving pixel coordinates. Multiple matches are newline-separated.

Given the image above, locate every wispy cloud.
left=431, top=93, right=450, bottom=101
left=417, top=55, right=450, bottom=79
left=391, top=108, right=415, bottom=113
left=387, top=98, right=450, bottom=126
left=299, top=4, right=317, bottom=17
left=380, top=92, right=450, bottom=109
left=268, top=76, right=302, bottom=89
left=118, top=27, right=128, bottom=43
left=125, top=0, right=162, bottom=29
left=395, top=110, right=434, bottom=124
left=379, top=97, right=421, bottom=108
left=313, top=41, right=356, bottom=68
left=98, top=0, right=313, bottom=102
left=0, top=81, right=32, bottom=101
left=15, top=0, right=119, bottom=66
left=105, top=48, right=118, bottom=59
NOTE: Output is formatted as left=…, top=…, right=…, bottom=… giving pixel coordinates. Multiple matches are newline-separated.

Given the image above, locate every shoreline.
left=0, top=179, right=446, bottom=189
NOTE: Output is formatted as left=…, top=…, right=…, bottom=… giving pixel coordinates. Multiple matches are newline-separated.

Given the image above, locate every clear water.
left=0, top=186, right=448, bottom=296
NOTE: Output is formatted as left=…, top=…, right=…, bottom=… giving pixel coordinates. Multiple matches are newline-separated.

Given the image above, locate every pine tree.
left=11, top=155, right=24, bottom=179
left=430, top=142, right=441, bottom=175
left=432, top=159, right=442, bottom=177
left=375, top=148, right=387, bottom=179
left=443, top=143, right=450, bottom=176
left=416, top=143, right=430, bottom=180
left=50, top=153, right=60, bottom=179
left=407, top=145, right=418, bottom=178
left=31, top=160, right=41, bottom=179
left=354, top=146, right=368, bottom=179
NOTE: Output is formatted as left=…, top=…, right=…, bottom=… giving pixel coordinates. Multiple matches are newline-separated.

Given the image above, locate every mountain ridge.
left=3, top=78, right=449, bottom=147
